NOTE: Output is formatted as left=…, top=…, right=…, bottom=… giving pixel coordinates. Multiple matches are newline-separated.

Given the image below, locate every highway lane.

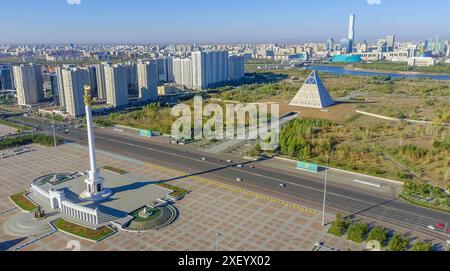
left=55, top=126, right=450, bottom=241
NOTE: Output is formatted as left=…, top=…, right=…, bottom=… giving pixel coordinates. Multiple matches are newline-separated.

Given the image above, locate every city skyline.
left=1, top=0, right=450, bottom=44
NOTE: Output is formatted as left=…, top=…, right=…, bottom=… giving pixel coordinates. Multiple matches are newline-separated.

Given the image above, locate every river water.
left=304, top=65, right=450, bottom=81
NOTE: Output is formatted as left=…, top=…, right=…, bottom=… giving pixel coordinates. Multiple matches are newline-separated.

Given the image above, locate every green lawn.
left=9, top=192, right=38, bottom=212
left=102, top=166, right=129, bottom=175
left=156, top=183, right=189, bottom=198
left=0, top=119, right=33, bottom=132
left=52, top=218, right=114, bottom=242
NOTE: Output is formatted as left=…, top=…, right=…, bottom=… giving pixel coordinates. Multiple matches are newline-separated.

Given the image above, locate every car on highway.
left=435, top=223, right=450, bottom=233
left=279, top=183, right=287, bottom=187
left=427, top=225, right=436, bottom=230
left=226, top=160, right=233, bottom=163
left=201, top=157, right=207, bottom=161
left=65, top=129, right=69, bottom=134
left=235, top=178, right=243, bottom=182
left=236, top=164, right=243, bottom=168
left=436, top=223, right=446, bottom=229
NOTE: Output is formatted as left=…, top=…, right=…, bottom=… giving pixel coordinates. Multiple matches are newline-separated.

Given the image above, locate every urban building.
left=137, top=60, right=158, bottom=102
left=125, top=62, right=138, bottom=96
left=326, top=38, right=335, bottom=52
left=0, top=64, right=14, bottom=90
left=156, top=57, right=174, bottom=82
left=348, top=14, right=356, bottom=52
left=340, top=39, right=352, bottom=54
left=88, top=66, right=98, bottom=98
left=61, top=67, right=90, bottom=117
left=228, top=55, right=245, bottom=82
left=43, top=73, right=58, bottom=100
left=408, top=57, right=436, bottom=67
left=191, top=50, right=228, bottom=90
left=12, top=64, right=44, bottom=106
left=377, top=39, right=388, bottom=53
left=386, top=35, right=396, bottom=52
left=104, top=64, right=129, bottom=107
left=158, top=84, right=182, bottom=96
left=173, top=58, right=192, bottom=89
left=95, top=62, right=109, bottom=101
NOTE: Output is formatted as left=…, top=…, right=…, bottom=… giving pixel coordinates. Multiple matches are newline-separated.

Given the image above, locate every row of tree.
left=328, top=213, right=433, bottom=251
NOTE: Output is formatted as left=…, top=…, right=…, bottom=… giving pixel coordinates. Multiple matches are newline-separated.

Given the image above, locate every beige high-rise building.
left=172, top=58, right=192, bottom=89
left=104, top=64, right=128, bottom=107
left=13, top=64, right=44, bottom=106
left=61, top=67, right=90, bottom=117
left=191, top=50, right=228, bottom=90
left=137, top=60, right=158, bottom=102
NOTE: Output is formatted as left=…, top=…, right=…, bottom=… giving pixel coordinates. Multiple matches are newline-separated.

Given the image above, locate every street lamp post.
left=215, top=232, right=221, bottom=252
left=322, top=155, right=330, bottom=228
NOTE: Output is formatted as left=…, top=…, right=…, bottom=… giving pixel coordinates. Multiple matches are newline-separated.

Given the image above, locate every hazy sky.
left=1, top=0, right=449, bottom=44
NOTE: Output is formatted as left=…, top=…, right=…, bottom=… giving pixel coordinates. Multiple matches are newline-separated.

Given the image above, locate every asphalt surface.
left=10, top=115, right=450, bottom=241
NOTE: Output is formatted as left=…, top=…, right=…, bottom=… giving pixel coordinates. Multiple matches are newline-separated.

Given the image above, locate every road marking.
left=353, top=179, right=382, bottom=188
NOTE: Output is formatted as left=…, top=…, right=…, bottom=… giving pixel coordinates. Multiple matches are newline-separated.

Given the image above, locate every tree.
left=328, top=213, right=349, bottom=237
left=388, top=234, right=410, bottom=251
left=347, top=222, right=369, bottom=243
left=367, top=226, right=388, bottom=247
left=411, top=241, right=433, bottom=251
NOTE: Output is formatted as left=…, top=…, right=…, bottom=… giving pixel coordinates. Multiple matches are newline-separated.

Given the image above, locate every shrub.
left=328, top=213, right=350, bottom=237
left=411, top=241, right=433, bottom=251
left=347, top=222, right=369, bottom=243
left=388, top=234, right=410, bottom=251
left=367, top=226, right=388, bottom=247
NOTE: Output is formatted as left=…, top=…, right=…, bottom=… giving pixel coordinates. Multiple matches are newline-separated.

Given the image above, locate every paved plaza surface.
left=0, top=143, right=433, bottom=251
left=0, top=124, right=16, bottom=137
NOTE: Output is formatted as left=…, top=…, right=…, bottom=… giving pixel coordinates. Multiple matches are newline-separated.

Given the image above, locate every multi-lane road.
left=8, top=115, right=450, bottom=241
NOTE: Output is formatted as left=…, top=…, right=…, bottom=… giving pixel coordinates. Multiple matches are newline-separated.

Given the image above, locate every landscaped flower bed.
left=52, top=218, right=115, bottom=242
left=102, top=166, right=129, bottom=175
left=9, top=192, right=38, bottom=212
left=156, top=183, right=189, bottom=198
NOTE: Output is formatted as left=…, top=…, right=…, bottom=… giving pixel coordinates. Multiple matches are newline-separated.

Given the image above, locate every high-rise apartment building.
left=173, top=58, right=192, bottom=89
left=104, top=64, right=128, bottom=107
left=61, top=67, right=90, bottom=117
left=191, top=50, right=228, bottom=90
left=125, top=62, right=138, bottom=96
left=156, top=57, right=174, bottom=82
left=228, top=55, right=245, bottom=82
left=88, top=66, right=98, bottom=98
left=12, top=64, right=44, bottom=106
left=0, top=64, right=14, bottom=90
left=95, top=62, right=109, bottom=101
left=137, top=60, right=158, bottom=102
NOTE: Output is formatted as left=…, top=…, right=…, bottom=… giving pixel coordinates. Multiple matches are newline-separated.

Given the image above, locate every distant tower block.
left=289, top=71, right=335, bottom=109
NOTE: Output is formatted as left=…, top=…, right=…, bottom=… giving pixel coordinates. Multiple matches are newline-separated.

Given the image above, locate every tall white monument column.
left=80, top=85, right=112, bottom=201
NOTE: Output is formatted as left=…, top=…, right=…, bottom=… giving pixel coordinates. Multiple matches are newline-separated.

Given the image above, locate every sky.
left=1, top=0, right=449, bottom=44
